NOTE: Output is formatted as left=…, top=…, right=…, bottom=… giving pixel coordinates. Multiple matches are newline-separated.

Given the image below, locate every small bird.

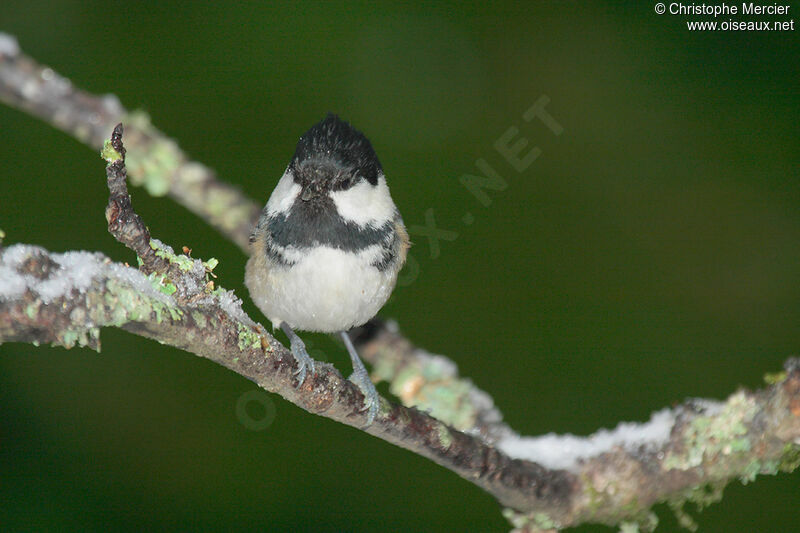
left=245, top=113, right=409, bottom=425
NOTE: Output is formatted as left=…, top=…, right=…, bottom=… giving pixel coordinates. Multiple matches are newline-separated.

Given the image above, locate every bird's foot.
left=348, top=367, right=380, bottom=426
left=289, top=338, right=315, bottom=387
left=281, top=323, right=315, bottom=387
left=340, top=330, right=380, bottom=426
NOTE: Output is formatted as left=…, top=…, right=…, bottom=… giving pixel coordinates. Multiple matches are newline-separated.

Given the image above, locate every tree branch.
left=352, top=320, right=800, bottom=530
left=2, top=32, right=799, bottom=531
left=2, top=245, right=798, bottom=530
left=0, top=239, right=576, bottom=517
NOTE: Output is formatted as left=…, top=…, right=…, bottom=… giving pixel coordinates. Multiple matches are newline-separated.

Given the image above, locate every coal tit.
left=245, top=113, right=409, bottom=425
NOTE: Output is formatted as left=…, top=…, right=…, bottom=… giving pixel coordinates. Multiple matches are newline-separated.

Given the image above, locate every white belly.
left=245, top=245, right=398, bottom=333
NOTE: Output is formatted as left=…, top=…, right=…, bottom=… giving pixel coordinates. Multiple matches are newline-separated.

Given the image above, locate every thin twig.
left=103, top=123, right=169, bottom=274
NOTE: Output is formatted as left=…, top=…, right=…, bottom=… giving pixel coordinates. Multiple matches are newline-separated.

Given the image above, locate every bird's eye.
left=338, top=176, right=352, bottom=189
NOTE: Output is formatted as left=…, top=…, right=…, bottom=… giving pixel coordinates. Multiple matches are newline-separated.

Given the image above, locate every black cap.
left=289, top=113, right=382, bottom=187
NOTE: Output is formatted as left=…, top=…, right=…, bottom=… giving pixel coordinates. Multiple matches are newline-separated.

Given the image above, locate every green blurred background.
left=1, top=1, right=798, bottom=531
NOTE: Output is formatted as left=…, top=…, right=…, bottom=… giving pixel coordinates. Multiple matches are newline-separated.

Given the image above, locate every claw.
left=281, top=323, right=315, bottom=387
left=341, top=330, right=380, bottom=426
left=349, top=369, right=380, bottom=425
left=291, top=345, right=314, bottom=386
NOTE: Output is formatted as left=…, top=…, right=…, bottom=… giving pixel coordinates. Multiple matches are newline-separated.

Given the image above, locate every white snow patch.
left=38, top=250, right=103, bottom=302
left=467, top=388, right=504, bottom=427
left=0, top=245, right=101, bottom=303
left=0, top=33, right=20, bottom=57
left=687, top=398, right=724, bottom=417
left=149, top=238, right=173, bottom=255
left=203, top=288, right=254, bottom=327
left=0, top=244, right=255, bottom=331
left=497, top=408, right=676, bottom=471
left=0, top=244, right=171, bottom=305
left=105, top=262, right=172, bottom=304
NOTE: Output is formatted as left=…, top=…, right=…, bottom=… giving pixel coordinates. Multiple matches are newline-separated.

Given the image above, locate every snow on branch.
left=352, top=320, right=800, bottom=530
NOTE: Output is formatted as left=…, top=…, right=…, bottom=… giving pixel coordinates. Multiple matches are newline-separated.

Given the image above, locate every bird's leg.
left=340, top=330, right=380, bottom=426
left=280, top=322, right=315, bottom=386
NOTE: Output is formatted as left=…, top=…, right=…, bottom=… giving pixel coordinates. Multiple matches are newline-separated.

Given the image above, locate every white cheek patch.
left=265, top=169, right=301, bottom=215
left=330, top=174, right=396, bottom=226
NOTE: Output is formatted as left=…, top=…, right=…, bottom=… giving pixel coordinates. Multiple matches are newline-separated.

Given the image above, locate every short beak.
left=301, top=179, right=324, bottom=201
